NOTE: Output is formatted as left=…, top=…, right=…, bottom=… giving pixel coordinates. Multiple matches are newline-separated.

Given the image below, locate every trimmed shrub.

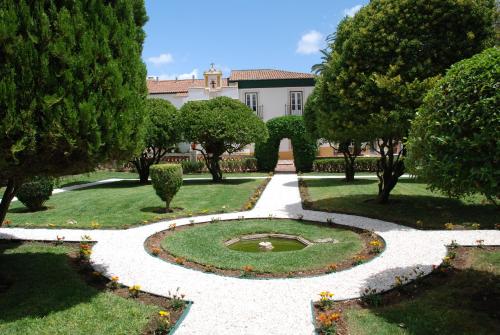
left=150, top=164, right=183, bottom=211
left=181, top=160, right=205, bottom=174
left=408, top=47, right=500, bottom=201
left=255, top=116, right=317, bottom=172
left=313, top=157, right=379, bottom=173
left=16, top=176, right=54, bottom=211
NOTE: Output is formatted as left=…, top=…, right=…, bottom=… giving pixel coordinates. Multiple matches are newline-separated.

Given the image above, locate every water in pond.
left=227, top=237, right=306, bottom=253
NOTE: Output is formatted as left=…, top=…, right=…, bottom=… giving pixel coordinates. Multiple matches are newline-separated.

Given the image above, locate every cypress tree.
left=0, top=0, right=148, bottom=224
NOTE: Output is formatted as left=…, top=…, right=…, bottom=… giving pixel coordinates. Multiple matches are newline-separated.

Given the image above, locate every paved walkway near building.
left=1, top=174, right=499, bottom=334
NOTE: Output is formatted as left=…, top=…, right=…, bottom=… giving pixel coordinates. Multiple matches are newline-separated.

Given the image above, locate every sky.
left=142, top=0, right=369, bottom=80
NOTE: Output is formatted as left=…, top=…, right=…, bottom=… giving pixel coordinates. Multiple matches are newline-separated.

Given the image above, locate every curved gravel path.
left=1, top=174, right=499, bottom=335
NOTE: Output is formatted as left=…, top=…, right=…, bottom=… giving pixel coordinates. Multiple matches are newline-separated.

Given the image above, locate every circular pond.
left=147, top=218, right=384, bottom=277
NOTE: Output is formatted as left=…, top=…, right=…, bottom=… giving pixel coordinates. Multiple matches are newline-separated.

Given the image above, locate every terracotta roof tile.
left=147, top=78, right=229, bottom=94
left=229, top=69, right=315, bottom=81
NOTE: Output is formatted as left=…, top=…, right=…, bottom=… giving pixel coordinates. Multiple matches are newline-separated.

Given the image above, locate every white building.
left=147, top=65, right=325, bottom=158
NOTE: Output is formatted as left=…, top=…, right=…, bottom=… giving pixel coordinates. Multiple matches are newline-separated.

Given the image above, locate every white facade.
left=237, top=86, right=314, bottom=153
left=147, top=67, right=316, bottom=156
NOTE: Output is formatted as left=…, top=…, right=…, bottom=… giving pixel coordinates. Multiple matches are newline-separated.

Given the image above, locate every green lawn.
left=6, top=178, right=265, bottom=229
left=345, top=248, right=500, bottom=335
left=57, top=171, right=268, bottom=188
left=161, top=219, right=364, bottom=273
left=0, top=242, right=157, bottom=335
left=302, top=178, right=498, bottom=229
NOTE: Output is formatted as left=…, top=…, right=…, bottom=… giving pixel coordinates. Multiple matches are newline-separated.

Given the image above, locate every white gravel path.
left=1, top=174, right=499, bottom=335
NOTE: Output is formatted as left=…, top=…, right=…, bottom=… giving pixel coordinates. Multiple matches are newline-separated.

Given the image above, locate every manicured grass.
left=57, top=171, right=138, bottom=188
left=161, top=219, right=364, bottom=273
left=344, top=248, right=500, bottom=335
left=57, top=171, right=268, bottom=188
left=0, top=242, right=157, bottom=335
left=302, top=178, right=497, bottom=229
left=6, top=178, right=265, bottom=229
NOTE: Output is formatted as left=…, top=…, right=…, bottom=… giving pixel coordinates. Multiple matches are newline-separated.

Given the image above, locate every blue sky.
left=143, top=0, right=368, bottom=79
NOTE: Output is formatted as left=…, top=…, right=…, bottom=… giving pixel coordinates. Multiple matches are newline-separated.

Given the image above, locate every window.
left=290, top=91, right=303, bottom=115
left=245, top=92, right=258, bottom=112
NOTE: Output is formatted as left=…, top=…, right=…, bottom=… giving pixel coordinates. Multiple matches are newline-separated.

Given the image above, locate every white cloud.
left=147, top=53, right=174, bottom=66
left=151, top=69, right=199, bottom=80
left=344, top=4, right=362, bottom=17
left=296, top=30, right=324, bottom=55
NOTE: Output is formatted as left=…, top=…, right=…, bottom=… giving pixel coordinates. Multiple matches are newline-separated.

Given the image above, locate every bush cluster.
left=313, top=157, right=379, bottom=173
left=16, top=176, right=55, bottom=211
left=150, top=164, right=183, bottom=211
left=181, top=158, right=258, bottom=174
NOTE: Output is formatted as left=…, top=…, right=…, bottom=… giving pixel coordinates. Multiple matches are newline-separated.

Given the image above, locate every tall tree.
left=131, top=99, right=181, bottom=184
left=305, top=62, right=368, bottom=182
left=179, top=97, right=268, bottom=182
left=408, top=47, right=500, bottom=205
left=0, top=0, right=148, bottom=224
left=320, top=0, right=496, bottom=203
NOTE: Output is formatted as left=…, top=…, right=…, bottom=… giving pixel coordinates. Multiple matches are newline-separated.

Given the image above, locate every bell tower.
left=204, top=63, right=222, bottom=90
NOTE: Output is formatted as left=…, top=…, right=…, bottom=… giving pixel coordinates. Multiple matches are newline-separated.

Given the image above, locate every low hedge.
left=150, top=164, right=183, bottom=211
left=181, top=158, right=258, bottom=174
left=313, top=157, right=379, bottom=173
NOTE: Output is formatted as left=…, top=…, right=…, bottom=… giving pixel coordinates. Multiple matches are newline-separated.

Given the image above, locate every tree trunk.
left=132, top=156, right=151, bottom=184
left=208, top=156, right=223, bottom=182
left=339, top=141, right=359, bottom=182
left=0, top=178, right=20, bottom=226
left=376, top=139, right=405, bottom=204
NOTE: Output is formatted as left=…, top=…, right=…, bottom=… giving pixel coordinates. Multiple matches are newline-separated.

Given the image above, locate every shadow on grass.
left=357, top=265, right=500, bottom=335
left=7, top=206, right=51, bottom=214
left=302, top=179, right=377, bottom=188
left=140, top=206, right=184, bottom=214
left=58, top=181, right=94, bottom=188
left=309, top=194, right=497, bottom=229
left=0, top=241, right=99, bottom=323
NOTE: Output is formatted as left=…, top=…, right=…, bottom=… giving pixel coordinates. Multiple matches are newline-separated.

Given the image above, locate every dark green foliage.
left=319, top=0, right=496, bottom=202
left=255, top=116, right=317, bottom=172
left=132, top=99, right=181, bottom=183
left=0, top=0, right=148, bottom=224
left=179, top=97, right=268, bottom=182
left=408, top=47, right=500, bottom=203
left=313, top=158, right=379, bottom=173
left=181, top=160, right=205, bottom=174
left=150, top=164, right=183, bottom=211
left=16, top=176, right=54, bottom=211
left=181, top=158, right=258, bottom=174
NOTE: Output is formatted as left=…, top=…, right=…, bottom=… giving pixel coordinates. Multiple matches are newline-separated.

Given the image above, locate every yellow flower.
left=158, top=310, right=170, bottom=317
left=111, top=276, right=119, bottom=282
left=370, top=240, right=381, bottom=247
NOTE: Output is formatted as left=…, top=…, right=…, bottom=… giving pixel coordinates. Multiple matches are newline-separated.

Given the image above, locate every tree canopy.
left=132, top=98, right=182, bottom=183
left=407, top=47, right=500, bottom=203
left=318, top=0, right=496, bottom=202
left=179, top=97, right=268, bottom=181
left=0, top=0, right=148, bottom=223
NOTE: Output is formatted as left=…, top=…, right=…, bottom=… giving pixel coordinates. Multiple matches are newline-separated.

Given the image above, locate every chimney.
left=156, top=76, right=159, bottom=82
left=192, top=75, right=195, bottom=82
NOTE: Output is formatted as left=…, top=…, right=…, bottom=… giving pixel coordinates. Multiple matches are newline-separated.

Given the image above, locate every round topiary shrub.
left=408, top=47, right=500, bottom=202
left=16, top=176, right=54, bottom=211
left=150, top=164, right=183, bottom=212
left=255, top=116, right=317, bottom=172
